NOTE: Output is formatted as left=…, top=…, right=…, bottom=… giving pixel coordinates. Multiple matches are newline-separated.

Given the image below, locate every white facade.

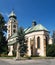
left=25, top=31, right=49, bottom=56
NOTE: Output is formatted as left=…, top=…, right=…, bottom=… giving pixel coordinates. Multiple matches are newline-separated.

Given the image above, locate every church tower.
left=7, top=11, right=18, bottom=38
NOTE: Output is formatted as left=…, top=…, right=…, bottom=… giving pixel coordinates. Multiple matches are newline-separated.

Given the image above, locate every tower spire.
left=8, top=10, right=16, bottom=19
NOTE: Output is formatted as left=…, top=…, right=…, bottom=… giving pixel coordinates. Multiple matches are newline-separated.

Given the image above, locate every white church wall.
left=25, top=31, right=47, bottom=56
left=27, top=37, right=31, bottom=56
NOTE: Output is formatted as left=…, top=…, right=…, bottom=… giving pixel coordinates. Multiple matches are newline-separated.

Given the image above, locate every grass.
left=0, top=56, right=55, bottom=60
left=0, top=56, right=15, bottom=59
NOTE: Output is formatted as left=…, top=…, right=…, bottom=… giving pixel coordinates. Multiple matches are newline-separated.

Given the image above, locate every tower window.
left=13, top=25, right=16, bottom=28
left=14, top=20, right=16, bottom=22
left=13, top=29, right=16, bottom=33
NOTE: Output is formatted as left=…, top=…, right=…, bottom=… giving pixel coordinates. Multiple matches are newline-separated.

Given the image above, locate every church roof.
left=8, top=24, right=48, bottom=45
left=9, top=33, right=18, bottom=39
left=8, top=24, right=48, bottom=39
left=8, top=11, right=16, bottom=18
left=8, top=39, right=17, bottom=45
left=25, top=24, right=48, bottom=34
left=8, top=33, right=18, bottom=45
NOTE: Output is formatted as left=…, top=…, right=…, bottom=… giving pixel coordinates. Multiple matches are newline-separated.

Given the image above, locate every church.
left=7, top=11, right=52, bottom=57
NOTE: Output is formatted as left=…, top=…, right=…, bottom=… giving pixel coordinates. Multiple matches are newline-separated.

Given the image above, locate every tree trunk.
left=16, top=43, right=20, bottom=60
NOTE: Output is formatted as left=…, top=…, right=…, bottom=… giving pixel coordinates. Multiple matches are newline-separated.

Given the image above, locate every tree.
left=46, top=44, right=55, bottom=57
left=16, top=27, right=27, bottom=59
left=52, top=31, right=55, bottom=44
left=0, top=13, right=8, bottom=56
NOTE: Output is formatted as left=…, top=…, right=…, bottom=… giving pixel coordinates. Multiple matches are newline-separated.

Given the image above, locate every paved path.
left=0, top=58, right=55, bottom=65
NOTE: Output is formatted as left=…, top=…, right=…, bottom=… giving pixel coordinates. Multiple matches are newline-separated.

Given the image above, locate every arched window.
left=14, top=20, right=16, bottom=22
left=46, top=37, right=48, bottom=46
left=37, top=37, right=40, bottom=48
left=13, top=25, right=16, bottom=28
left=13, top=29, right=16, bottom=33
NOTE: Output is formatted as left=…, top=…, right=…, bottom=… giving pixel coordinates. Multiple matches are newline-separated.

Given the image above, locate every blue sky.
left=0, top=0, right=55, bottom=34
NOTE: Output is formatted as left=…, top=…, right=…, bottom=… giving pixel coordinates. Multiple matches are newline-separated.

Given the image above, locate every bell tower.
left=7, top=11, right=18, bottom=38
